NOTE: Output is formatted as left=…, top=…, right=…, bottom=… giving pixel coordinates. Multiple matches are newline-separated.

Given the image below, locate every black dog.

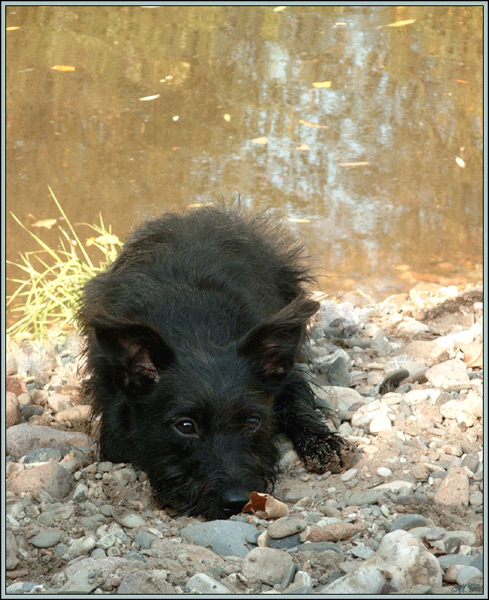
left=78, top=205, right=355, bottom=519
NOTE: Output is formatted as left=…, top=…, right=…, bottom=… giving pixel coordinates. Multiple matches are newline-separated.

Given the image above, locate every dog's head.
left=87, top=296, right=319, bottom=519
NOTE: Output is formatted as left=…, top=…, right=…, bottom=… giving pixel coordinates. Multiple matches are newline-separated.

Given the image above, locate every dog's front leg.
left=274, top=373, right=356, bottom=474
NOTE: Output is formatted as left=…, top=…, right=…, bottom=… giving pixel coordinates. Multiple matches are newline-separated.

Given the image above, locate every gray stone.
left=268, top=517, right=307, bottom=539
left=277, top=480, right=315, bottom=503
left=6, top=424, right=93, bottom=457
left=298, top=541, right=342, bottom=553
left=268, top=533, right=301, bottom=549
left=242, top=547, right=293, bottom=583
left=134, top=531, right=158, bottom=548
left=344, top=489, right=386, bottom=505
left=68, top=536, right=97, bottom=556
left=442, top=530, right=476, bottom=548
left=187, top=573, right=232, bottom=594
left=438, top=554, right=478, bottom=569
left=456, top=566, right=483, bottom=586
left=6, top=530, right=19, bottom=570
left=112, top=510, right=146, bottom=529
left=181, top=520, right=258, bottom=557
left=23, top=447, right=62, bottom=463
left=390, top=514, right=426, bottom=532
left=28, top=528, right=62, bottom=548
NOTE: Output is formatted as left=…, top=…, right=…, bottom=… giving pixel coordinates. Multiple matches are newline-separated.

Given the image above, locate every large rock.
left=6, top=392, right=21, bottom=427
left=8, top=462, right=73, bottom=500
left=321, top=530, right=442, bottom=593
left=6, top=424, right=93, bottom=457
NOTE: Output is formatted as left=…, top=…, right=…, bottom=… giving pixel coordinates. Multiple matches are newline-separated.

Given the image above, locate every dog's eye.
left=174, top=419, right=197, bottom=436
left=247, top=416, right=261, bottom=429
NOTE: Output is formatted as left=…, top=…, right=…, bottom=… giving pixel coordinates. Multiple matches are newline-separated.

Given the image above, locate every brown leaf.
left=241, top=492, right=289, bottom=519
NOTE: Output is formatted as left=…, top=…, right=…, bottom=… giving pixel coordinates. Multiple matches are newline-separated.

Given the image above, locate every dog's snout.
left=221, top=488, right=250, bottom=516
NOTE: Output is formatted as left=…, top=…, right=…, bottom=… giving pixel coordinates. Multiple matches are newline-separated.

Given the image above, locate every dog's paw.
left=299, top=432, right=356, bottom=474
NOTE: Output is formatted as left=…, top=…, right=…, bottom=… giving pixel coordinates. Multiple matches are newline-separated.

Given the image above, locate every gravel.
left=5, top=284, right=483, bottom=595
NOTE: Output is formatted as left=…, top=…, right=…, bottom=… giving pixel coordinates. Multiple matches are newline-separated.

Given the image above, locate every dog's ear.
left=238, top=296, right=320, bottom=385
left=94, top=323, right=175, bottom=389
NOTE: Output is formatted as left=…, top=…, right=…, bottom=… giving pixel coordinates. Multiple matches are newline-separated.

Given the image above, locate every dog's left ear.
left=238, top=296, right=320, bottom=384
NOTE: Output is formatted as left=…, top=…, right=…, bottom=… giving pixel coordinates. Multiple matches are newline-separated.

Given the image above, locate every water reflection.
left=6, top=5, right=482, bottom=305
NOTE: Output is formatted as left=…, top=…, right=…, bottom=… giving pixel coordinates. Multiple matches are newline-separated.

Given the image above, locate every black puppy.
left=78, top=205, right=355, bottom=519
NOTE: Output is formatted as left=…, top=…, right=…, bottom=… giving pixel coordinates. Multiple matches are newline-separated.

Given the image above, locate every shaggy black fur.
left=78, top=205, right=355, bottom=519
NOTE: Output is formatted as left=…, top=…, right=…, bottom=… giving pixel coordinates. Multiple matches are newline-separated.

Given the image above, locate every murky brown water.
left=6, top=5, right=483, bottom=308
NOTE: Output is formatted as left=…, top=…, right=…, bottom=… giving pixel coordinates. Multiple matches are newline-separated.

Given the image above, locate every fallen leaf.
left=455, top=156, right=465, bottom=168
left=31, top=218, right=57, bottom=229
left=241, top=492, right=289, bottom=519
left=307, top=521, right=366, bottom=542
left=251, top=136, right=269, bottom=145
left=50, top=65, right=76, bottom=72
left=223, top=113, right=231, bottom=122
left=299, top=119, right=328, bottom=129
left=386, top=19, right=416, bottom=28
left=313, top=81, right=332, bottom=88
left=139, top=94, right=160, bottom=101
left=460, top=343, right=482, bottom=368
left=338, top=161, right=370, bottom=167
left=6, top=26, right=21, bottom=31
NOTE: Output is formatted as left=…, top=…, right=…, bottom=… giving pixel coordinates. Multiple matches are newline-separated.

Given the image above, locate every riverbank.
left=5, top=283, right=484, bottom=595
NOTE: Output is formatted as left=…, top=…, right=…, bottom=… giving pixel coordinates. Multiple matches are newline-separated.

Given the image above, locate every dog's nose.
left=221, top=488, right=250, bottom=516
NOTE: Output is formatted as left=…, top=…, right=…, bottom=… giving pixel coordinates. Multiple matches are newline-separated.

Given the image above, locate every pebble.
left=112, top=510, right=146, bottom=529
left=267, top=517, right=306, bottom=538
left=181, top=520, right=258, bottom=557
left=187, top=573, right=231, bottom=594
left=242, top=547, right=293, bottom=583
left=434, top=466, right=469, bottom=506
left=27, top=528, right=62, bottom=548
left=390, top=514, right=426, bottom=531
left=117, top=570, right=174, bottom=594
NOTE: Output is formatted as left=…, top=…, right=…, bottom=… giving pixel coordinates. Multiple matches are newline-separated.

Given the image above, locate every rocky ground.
left=5, top=283, right=484, bottom=596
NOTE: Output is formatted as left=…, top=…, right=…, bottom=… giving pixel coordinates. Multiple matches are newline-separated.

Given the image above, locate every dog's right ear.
left=94, top=323, right=175, bottom=389
left=238, top=296, right=320, bottom=386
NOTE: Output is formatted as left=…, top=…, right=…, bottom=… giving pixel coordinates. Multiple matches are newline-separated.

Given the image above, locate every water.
left=6, top=5, right=483, bottom=308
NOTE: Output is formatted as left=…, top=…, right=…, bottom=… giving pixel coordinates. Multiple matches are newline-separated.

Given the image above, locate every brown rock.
left=8, top=462, right=73, bottom=500
left=6, top=376, right=27, bottom=396
left=6, top=392, right=21, bottom=427
left=434, top=466, right=469, bottom=507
